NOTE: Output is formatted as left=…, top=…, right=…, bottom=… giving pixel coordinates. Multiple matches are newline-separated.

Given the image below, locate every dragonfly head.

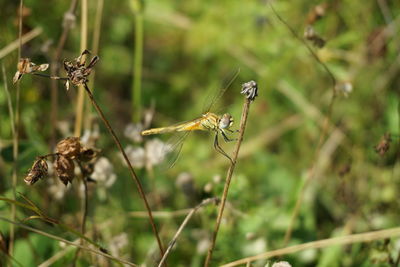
left=219, top=113, right=233, bottom=129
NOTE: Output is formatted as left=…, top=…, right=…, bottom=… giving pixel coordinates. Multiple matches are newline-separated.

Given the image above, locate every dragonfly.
left=141, top=70, right=240, bottom=165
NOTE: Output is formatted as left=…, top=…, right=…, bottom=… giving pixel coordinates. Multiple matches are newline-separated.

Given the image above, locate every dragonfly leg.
left=226, top=129, right=239, bottom=133
left=221, top=130, right=237, bottom=142
left=214, top=133, right=233, bottom=164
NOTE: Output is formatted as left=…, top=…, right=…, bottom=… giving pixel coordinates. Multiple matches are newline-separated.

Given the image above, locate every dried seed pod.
left=78, top=147, right=98, bottom=162
left=241, top=80, right=258, bottom=101
left=56, top=137, right=82, bottom=159
left=304, top=25, right=326, bottom=48
left=13, top=58, right=49, bottom=84
left=375, top=133, right=391, bottom=156
left=306, top=3, right=328, bottom=25
left=54, top=155, right=75, bottom=185
left=63, top=50, right=99, bottom=88
left=25, top=158, right=48, bottom=185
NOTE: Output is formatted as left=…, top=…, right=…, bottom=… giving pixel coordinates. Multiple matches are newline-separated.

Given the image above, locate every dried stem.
left=221, top=226, right=400, bottom=267
left=158, top=197, right=219, bottom=267
left=268, top=1, right=338, bottom=246
left=204, top=97, right=253, bottom=267
left=84, top=0, right=104, bottom=130
left=82, top=83, right=165, bottom=259
left=50, top=0, right=78, bottom=147
left=0, top=27, right=42, bottom=60
left=9, top=0, right=24, bottom=261
left=72, top=162, right=89, bottom=265
left=74, top=0, right=88, bottom=137
left=0, top=217, right=138, bottom=267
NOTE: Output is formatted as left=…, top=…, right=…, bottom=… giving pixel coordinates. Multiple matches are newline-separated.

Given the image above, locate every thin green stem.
left=9, top=0, right=24, bottom=261
left=132, top=1, right=144, bottom=122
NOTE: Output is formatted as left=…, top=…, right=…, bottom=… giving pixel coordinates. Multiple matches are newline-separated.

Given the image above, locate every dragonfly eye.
left=219, top=114, right=233, bottom=129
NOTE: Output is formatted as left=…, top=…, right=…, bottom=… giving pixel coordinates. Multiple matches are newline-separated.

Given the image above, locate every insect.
left=141, top=71, right=240, bottom=165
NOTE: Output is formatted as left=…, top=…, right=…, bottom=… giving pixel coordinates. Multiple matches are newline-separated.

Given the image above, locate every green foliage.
left=0, top=0, right=399, bottom=266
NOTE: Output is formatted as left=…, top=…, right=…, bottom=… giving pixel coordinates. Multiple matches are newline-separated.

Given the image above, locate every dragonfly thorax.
left=219, top=113, right=233, bottom=130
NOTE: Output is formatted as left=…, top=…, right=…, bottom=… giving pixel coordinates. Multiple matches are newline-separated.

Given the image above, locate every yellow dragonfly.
left=141, top=71, right=240, bottom=164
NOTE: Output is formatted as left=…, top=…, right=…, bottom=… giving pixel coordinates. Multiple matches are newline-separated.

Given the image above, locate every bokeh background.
left=0, top=0, right=399, bottom=266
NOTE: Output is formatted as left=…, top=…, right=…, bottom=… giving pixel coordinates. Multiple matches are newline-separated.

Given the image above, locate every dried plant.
left=304, top=25, right=326, bottom=48
left=24, top=137, right=98, bottom=186
left=24, top=157, right=48, bottom=185
left=13, top=58, right=49, bottom=84
left=63, top=49, right=99, bottom=90
left=375, top=133, right=392, bottom=156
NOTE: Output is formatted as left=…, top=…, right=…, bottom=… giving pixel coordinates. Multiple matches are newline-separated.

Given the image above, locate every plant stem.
left=9, top=0, right=24, bottom=261
left=50, top=0, right=78, bottom=147
left=0, top=217, right=138, bottom=267
left=132, top=1, right=143, bottom=122
left=74, top=0, right=88, bottom=137
left=84, top=0, right=104, bottom=130
left=204, top=97, right=252, bottom=267
left=72, top=162, right=89, bottom=265
left=158, top=197, right=219, bottom=267
left=221, top=227, right=400, bottom=267
left=82, top=83, right=165, bottom=259
left=268, top=1, right=338, bottom=246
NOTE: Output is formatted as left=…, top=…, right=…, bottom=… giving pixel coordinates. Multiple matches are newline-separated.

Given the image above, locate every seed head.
left=375, top=133, right=391, bottom=156
left=56, top=137, right=82, bottom=159
left=54, top=155, right=75, bottom=185
left=13, top=58, right=49, bottom=84
left=63, top=49, right=99, bottom=89
left=25, top=158, right=48, bottom=185
left=78, top=147, right=99, bottom=162
left=241, top=80, right=258, bottom=101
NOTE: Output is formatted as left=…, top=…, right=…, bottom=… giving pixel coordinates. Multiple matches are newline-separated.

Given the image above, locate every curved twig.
left=158, top=198, right=219, bottom=267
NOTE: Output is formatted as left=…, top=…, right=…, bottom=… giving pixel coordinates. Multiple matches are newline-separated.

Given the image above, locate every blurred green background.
left=0, top=0, right=399, bottom=266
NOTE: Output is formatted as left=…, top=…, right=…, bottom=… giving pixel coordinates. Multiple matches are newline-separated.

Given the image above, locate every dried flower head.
left=335, top=81, right=353, bottom=98
left=304, top=25, right=326, bottom=48
left=63, top=49, right=99, bottom=90
left=306, top=3, right=328, bottom=25
left=25, top=158, right=48, bottom=185
left=78, top=147, right=99, bottom=162
left=13, top=58, right=49, bottom=84
left=56, top=137, right=82, bottom=159
left=241, top=80, right=258, bottom=101
left=375, top=133, right=391, bottom=156
left=54, top=155, right=75, bottom=185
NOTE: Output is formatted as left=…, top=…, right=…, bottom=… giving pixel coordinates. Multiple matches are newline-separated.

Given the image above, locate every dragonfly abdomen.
left=141, top=119, right=205, bottom=136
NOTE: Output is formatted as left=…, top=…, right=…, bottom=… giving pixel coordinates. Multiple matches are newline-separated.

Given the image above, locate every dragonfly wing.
left=161, top=131, right=191, bottom=169
left=201, top=69, right=240, bottom=113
